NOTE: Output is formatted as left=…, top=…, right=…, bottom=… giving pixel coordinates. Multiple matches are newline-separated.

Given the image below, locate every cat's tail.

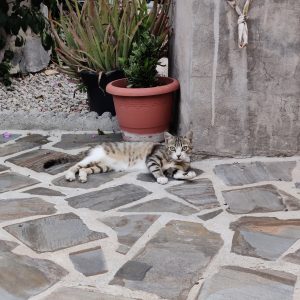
left=44, top=157, right=79, bottom=182
left=44, top=150, right=87, bottom=170
left=44, top=158, right=71, bottom=169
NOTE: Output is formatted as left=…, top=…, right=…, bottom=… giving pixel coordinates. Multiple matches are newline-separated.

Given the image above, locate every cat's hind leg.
left=65, top=146, right=106, bottom=181
left=78, top=164, right=111, bottom=183
left=65, top=157, right=93, bottom=182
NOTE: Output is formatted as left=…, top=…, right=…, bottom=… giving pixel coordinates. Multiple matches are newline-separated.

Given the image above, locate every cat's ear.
left=185, top=130, right=193, bottom=142
left=164, top=132, right=173, bottom=142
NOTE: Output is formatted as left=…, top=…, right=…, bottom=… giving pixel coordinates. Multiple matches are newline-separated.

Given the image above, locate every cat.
left=65, top=131, right=196, bottom=184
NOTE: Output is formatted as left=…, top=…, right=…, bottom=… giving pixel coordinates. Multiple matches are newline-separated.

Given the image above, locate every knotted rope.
left=226, top=0, right=252, bottom=48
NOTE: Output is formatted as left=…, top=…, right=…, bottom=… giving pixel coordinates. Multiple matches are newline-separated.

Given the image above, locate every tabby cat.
left=65, top=131, right=196, bottom=184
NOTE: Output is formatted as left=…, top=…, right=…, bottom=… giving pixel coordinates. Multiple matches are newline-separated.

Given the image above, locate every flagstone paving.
left=43, top=287, right=140, bottom=300
left=0, top=240, right=67, bottom=300
left=0, top=164, right=9, bottom=172
left=0, top=172, right=39, bottom=193
left=230, top=217, right=300, bottom=260
left=284, top=249, right=300, bottom=265
left=198, top=266, right=296, bottom=300
left=0, top=134, right=49, bottom=157
left=119, top=197, right=199, bottom=216
left=0, top=197, right=56, bottom=221
left=67, top=184, right=152, bottom=211
left=4, top=213, right=107, bottom=253
left=101, top=215, right=159, bottom=255
left=223, top=184, right=300, bottom=214
left=214, top=161, right=296, bottom=186
left=53, top=133, right=123, bottom=150
left=0, top=133, right=21, bottom=144
left=23, top=187, right=66, bottom=196
left=69, top=246, right=108, bottom=276
left=0, top=130, right=300, bottom=300
left=166, top=178, right=219, bottom=209
left=111, top=220, right=223, bottom=300
left=198, top=209, right=223, bottom=221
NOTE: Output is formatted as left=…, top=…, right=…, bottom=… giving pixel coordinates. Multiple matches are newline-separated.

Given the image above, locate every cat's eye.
left=169, top=146, right=176, bottom=151
left=182, top=146, right=188, bottom=151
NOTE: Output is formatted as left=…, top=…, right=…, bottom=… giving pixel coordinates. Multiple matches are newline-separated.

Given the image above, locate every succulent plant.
left=50, top=0, right=170, bottom=81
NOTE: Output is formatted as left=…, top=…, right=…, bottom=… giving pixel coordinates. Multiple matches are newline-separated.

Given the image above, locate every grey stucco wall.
left=171, top=0, right=300, bottom=156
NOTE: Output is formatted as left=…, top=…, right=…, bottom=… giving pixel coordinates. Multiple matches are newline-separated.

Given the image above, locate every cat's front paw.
left=157, top=176, right=168, bottom=185
left=185, top=170, right=197, bottom=179
left=79, top=177, right=87, bottom=183
left=173, top=170, right=197, bottom=180
left=65, top=172, right=75, bottom=182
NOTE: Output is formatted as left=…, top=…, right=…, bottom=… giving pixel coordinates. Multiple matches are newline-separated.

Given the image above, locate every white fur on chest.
left=163, top=162, right=176, bottom=170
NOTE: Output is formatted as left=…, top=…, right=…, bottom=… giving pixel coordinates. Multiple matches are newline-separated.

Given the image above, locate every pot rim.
left=106, top=76, right=179, bottom=97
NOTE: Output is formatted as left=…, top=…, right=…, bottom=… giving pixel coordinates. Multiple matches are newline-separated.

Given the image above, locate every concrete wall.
left=171, top=0, right=300, bottom=156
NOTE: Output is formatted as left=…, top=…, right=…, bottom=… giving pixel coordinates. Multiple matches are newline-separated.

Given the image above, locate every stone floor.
left=0, top=130, right=300, bottom=300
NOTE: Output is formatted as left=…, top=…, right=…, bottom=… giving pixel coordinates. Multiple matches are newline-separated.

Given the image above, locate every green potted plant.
left=106, top=30, right=179, bottom=142
left=50, top=0, right=170, bottom=116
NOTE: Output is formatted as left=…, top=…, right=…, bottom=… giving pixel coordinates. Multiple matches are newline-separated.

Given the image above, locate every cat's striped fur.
left=65, top=131, right=196, bottom=184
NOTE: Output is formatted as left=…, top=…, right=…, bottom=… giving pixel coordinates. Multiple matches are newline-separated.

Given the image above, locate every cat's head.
left=164, top=131, right=193, bottom=162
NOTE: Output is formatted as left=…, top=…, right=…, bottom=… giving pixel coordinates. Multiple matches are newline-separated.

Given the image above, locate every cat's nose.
left=177, top=154, right=181, bottom=158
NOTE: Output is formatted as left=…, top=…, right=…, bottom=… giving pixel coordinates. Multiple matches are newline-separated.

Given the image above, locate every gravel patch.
left=0, top=110, right=120, bottom=131
left=0, top=69, right=119, bottom=131
left=0, top=71, right=88, bottom=114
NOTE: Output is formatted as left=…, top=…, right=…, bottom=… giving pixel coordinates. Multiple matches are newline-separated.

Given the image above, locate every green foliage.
left=50, top=0, right=170, bottom=82
left=0, top=0, right=56, bottom=86
left=121, top=31, right=161, bottom=88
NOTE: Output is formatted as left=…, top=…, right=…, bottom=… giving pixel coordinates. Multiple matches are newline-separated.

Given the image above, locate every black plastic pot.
left=80, top=70, right=124, bottom=116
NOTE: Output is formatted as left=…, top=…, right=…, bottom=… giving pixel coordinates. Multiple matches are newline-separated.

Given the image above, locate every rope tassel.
left=226, top=0, right=252, bottom=48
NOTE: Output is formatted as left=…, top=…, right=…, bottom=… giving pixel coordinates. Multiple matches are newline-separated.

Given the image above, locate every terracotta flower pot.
left=106, top=77, right=179, bottom=142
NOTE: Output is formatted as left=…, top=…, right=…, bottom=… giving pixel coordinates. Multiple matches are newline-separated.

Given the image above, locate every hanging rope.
left=226, top=0, right=252, bottom=48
